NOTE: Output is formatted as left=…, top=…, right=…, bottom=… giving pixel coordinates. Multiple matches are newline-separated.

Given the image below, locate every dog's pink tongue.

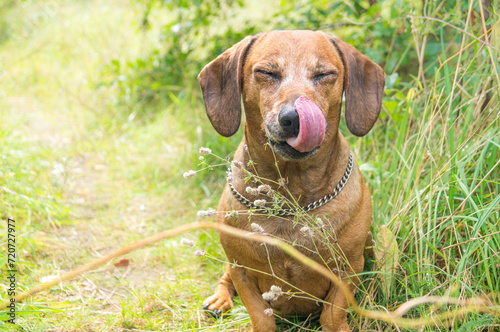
left=286, top=96, right=325, bottom=153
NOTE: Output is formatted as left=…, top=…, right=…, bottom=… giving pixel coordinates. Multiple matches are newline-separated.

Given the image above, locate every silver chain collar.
left=227, top=151, right=354, bottom=216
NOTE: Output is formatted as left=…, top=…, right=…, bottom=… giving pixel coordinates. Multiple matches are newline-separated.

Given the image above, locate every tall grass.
left=352, top=5, right=500, bottom=330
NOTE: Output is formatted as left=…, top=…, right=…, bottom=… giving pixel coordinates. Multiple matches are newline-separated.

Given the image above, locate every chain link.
left=227, top=151, right=354, bottom=216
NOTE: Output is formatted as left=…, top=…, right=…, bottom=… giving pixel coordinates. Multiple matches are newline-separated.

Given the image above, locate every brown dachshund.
left=198, top=30, right=385, bottom=332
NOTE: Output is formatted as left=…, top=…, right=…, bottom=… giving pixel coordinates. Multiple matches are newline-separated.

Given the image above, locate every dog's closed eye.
left=254, top=69, right=281, bottom=81
left=313, top=72, right=338, bottom=83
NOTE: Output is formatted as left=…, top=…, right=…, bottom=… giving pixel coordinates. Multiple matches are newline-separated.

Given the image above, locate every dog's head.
left=198, top=30, right=385, bottom=161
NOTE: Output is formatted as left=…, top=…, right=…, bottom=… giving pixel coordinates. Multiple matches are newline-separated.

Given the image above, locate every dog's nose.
left=279, top=105, right=300, bottom=137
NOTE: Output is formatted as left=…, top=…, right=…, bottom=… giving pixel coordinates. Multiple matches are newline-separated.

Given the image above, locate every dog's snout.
left=279, top=105, right=300, bottom=137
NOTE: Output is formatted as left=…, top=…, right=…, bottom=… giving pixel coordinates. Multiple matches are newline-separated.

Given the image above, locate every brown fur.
left=198, top=30, right=385, bottom=332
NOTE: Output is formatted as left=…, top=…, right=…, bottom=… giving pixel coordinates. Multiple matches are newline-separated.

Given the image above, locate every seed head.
left=183, top=170, right=196, bottom=178
left=264, top=308, right=273, bottom=316
left=232, top=160, right=243, bottom=169
left=270, top=285, right=282, bottom=295
left=194, top=250, right=205, bottom=257
left=180, top=238, right=195, bottom=247
left=315, top=217, right=325, bottom=227
left=257, top=185, right=271, bottom=194
left=206, top=208, right=217, bottom=217
left=245, top=187, right=259, bottom=196
left=300, top=226, right=313, bottom=237
left=262, top=285, right=282, bottom=301
left=262, top=292, right=276, bottom=301
left=199, top=147, right=212, bottom=155
left=251, top=223, right=264, bottom=233
left=254, top=199, right=266, bottom=207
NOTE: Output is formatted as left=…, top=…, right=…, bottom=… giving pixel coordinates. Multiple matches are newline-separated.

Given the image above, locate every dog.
left=197, top=30, right=385, bottom=332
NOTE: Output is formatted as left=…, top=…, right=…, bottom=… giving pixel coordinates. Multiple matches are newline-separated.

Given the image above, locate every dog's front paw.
left=202, top=291, right=234, bottom=317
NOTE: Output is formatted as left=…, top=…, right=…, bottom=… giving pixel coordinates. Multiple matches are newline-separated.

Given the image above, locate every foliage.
left=102, top=0, right=254, bottom=111
left=106, top=0, right=420, bottom=108
left=0, top=1, right=16, bottom=44
left=108, top=0, right=499, bottom=111
left=0, top=0, right=499, bottom=330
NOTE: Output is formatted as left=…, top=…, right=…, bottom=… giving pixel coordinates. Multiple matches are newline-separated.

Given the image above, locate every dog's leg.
left=319, top=284, right=353, bottom=332
left=319, top=259, right=364, bottom=332
left=202, top=264, right=236, bottom=315
left=230, top=267, right=277, bottom=332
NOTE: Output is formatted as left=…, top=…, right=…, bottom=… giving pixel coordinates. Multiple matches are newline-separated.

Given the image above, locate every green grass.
left=0, top=0, right=499, bottom=331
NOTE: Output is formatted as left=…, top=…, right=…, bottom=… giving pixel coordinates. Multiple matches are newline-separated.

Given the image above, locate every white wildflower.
left=198, top=209, right=217, bottom=217
left=245, top=187, right=259, bottom=195
left=254, top=199, right=266, bottom=207
left=251, top=223, right=264, bottom=233
left=262, top=292, right=276, bottom=301
left=183, top=170, right=196, bottom=178
left=315, top=217, right=325, bottom=227
left=206, top=208, right=217, bottom=217
left=270, top=285, right=282, bottom=295
left=199, top=147, right=212, bottom=155
left=194, top=250, right=205, bottom=257
left=264, top=308, right=273, bottom=316
left=262, top=285, right=282, bottom=301
left=300, top=226, right=313, bottom=237
left=232, top=160, right=243, bottom=169
left=257, top=185, right=271, bottom=194
left=180, top=238, right=195, bottom=247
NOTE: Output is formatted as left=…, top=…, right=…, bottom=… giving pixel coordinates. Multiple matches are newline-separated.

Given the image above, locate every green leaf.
left=374, top=225, right=399, bottom=298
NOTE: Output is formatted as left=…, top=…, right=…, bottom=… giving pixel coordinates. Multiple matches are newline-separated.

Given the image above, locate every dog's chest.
left=222, top=215, right=329, bottom=265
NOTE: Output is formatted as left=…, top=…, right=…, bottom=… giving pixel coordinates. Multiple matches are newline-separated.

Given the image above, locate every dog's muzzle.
left=268, top=96, right=326, bottom=161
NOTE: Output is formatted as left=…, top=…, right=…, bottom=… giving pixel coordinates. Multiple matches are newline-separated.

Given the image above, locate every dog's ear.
left=198, top=36, right=255, bottom=137
left=331, top=36, right=386, bottom=137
